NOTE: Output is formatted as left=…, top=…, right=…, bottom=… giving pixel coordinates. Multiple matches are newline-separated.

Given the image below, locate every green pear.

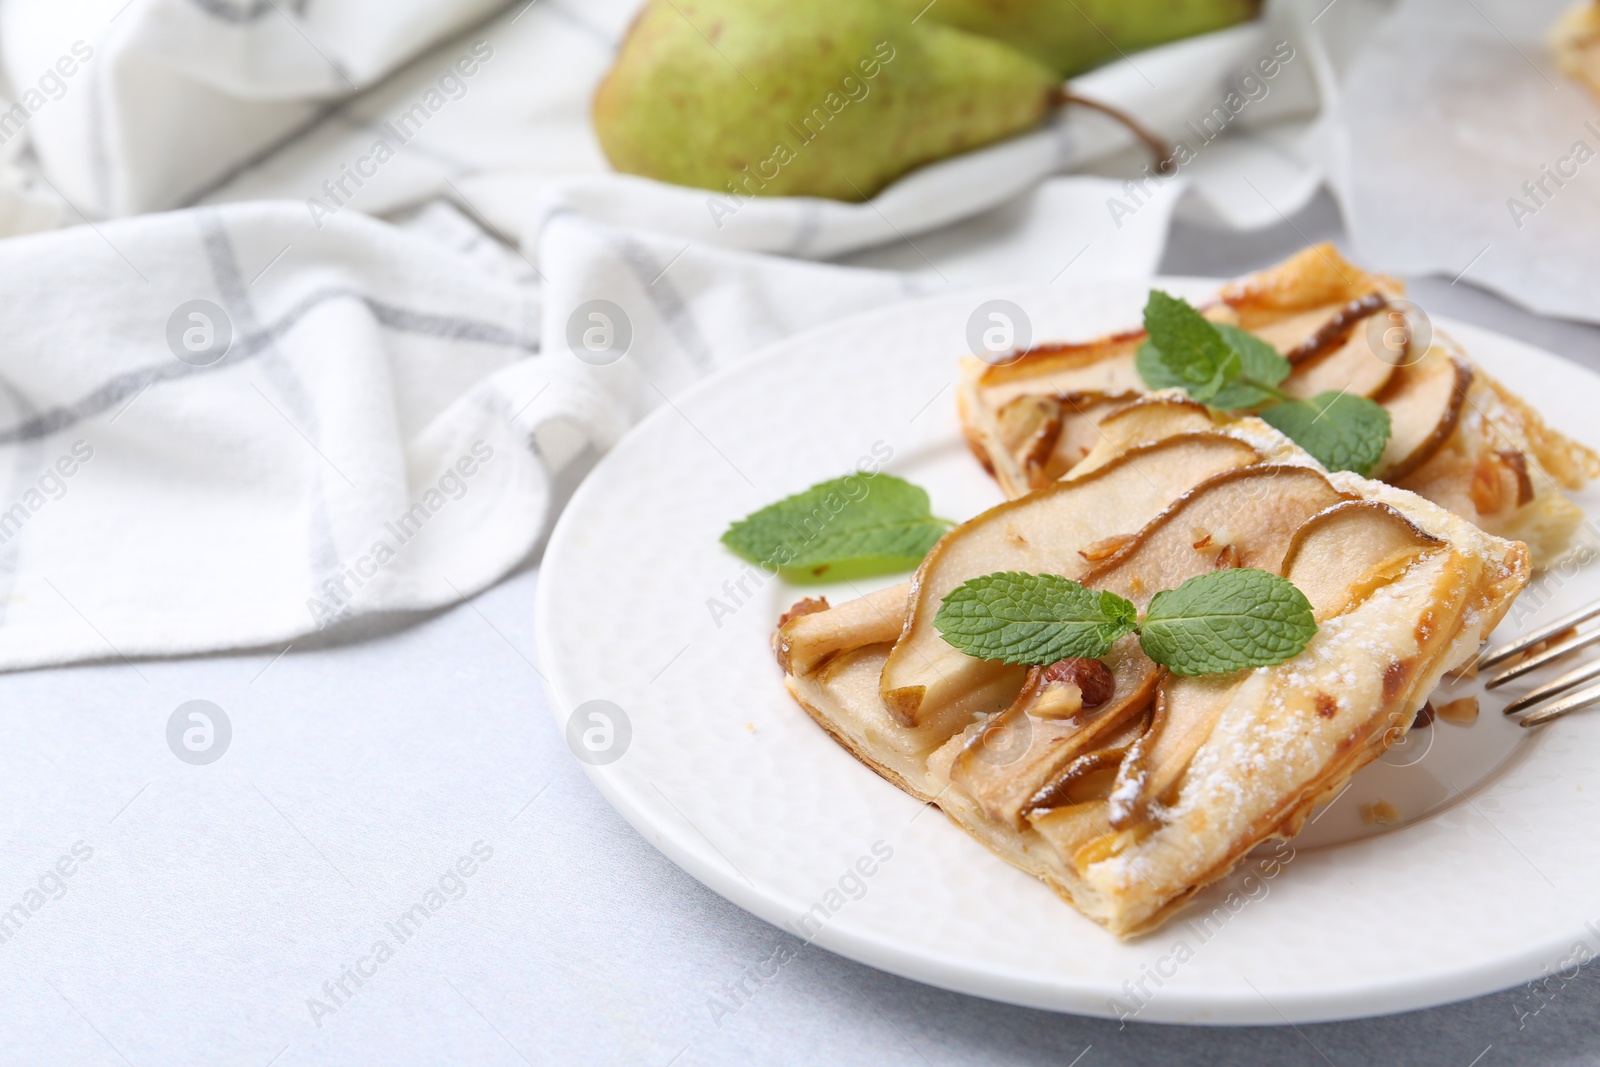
left=891, top=0, right=1261, bottom=77
left=592, top=0, right=1060, bottom=202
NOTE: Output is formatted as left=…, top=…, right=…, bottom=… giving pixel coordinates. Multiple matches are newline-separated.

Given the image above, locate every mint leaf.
left=1210, top=324, right=1291, bottom=410
left=1216, top=323, right=1291, bottom=386
left=1139, top=291, right=1241, bottom=404
left=1258, top=392, right=1392, bottom=475
left=722, top=473, right=951, bottom=579
left=1134, top=339, right=1187, bottom=393
left=934, top=572, right=1138, bottom=666
left=1140, top=569, right=1317, bottom=676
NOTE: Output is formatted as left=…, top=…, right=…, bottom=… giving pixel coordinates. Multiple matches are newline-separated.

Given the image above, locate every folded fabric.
left=0, top=0, right=1345, bottom=669
left=0, top=0, right=511, bottom=216
left=0, top=202, right=538, bottom=668
left=0, top=175, right=1185, bottom=671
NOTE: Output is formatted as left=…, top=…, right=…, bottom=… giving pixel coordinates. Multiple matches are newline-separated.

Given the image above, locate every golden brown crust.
left=784, top=677, right=936, bottom=803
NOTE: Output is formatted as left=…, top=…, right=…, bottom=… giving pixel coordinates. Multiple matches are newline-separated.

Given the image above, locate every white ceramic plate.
left=535, top=278, right=1600, bottom=1025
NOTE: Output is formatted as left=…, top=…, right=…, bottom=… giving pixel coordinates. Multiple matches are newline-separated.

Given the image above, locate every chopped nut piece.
left=1360, top=800, right=1401, bottom=826
left=1040, top=657, right=1115, bottom=708
left=1029, top=683, right=1084, bottom=720
left=1435, top=696, right=1479, bottom=725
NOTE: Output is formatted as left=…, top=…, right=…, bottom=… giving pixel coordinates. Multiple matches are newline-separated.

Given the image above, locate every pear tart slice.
left=958, top=245, right=1599, bottom=567
left=775, top=421, right=1528, bottom=938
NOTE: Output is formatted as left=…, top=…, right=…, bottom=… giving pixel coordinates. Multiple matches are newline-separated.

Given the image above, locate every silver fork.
left=1480, top=598, right=1600, bottom=726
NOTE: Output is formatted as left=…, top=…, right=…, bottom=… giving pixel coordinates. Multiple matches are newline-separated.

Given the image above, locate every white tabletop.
left=4, top=192, right=1598, bottom=1066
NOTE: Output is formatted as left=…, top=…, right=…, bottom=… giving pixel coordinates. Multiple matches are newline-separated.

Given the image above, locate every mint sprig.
left=932, top=572, right=1139, bottom=666
left=933, top=568, right=1316, bottom=676
left=1137, top=291, right=1391, bottom=474
left=722, top=473, right=952, bottom=580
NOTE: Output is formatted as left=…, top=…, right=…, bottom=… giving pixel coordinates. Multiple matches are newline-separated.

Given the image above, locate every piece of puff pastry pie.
left=774, top=416, right=1528, bottom=937
left=957, top=245, right=1598, bottom=568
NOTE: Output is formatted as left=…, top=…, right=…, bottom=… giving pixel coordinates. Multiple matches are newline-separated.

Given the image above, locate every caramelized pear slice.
left=948, top=635, right=1162, bottom=828
left=973, top=335, right=1143, bottom=407
left=1080, top=464, right=1349, bottom=592
left=1033, top=393, right=1141, bottom=488
left=775, top=582, right=910, bottom=675
left=1372, top=351, right=1473, bottom=482
left=994, top=394, right=1063, bottom=479
left=995, top=392, right=1145, bottom=493
left=879, top=433, right=1259, bottom=727
left=1022, top=707, right=1152, bottom=813
left=1240, top=304, right=1350, bottom=355
left=949, top=464, right=1344, bottom=826
left=1282, top=293, right=1391, bottom=365
left=1282, top=330, right=1394, bottom=401
left=1280, top=501, right=1443, bottom=622
left=1107, top=675, right=1230, bottom=828
left=1120, top=498, right=1443, bottom=826
left=1069, top=395, right=1214, bottom=477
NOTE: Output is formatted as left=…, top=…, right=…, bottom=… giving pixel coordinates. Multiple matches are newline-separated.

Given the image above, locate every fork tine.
left=1502, top=658, right=1600, bottom=715
left=1518, top=678, right=1600, bottom=728
left=1478, top=598, right=1600, bottom=671
left=1484, top=627, right=1600, bottom=689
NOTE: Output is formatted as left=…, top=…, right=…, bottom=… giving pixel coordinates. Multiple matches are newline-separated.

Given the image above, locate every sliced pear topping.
left=1237, top=304, right=1346, bottom=354
left=1280, top=501, right=1443, bottom=622
left=1371, top=350, right=1473, bottom=482
left=1079, top=464, right=1349, bottom=589
left=879, top=433, right=1260, bottom=727
left=1069, top=394, right=1215, bottom=477
left=973, top=335, right=1144, bottom=405
left=775, top=582, right=911, bottom=676
left=1117, top=497, right=1444, bottom=827
left=994, top=394, right=1063, bottom=483
left=1282, top=292, right=1391, bottom=365
left=947, top=463, right=1343, bottom=827
left=1107, top=673, right=1237, bottom=828
left=994, top=391, right=1144, bottom=492
left=1032, top=393, right=1142, bottom=488
left=1023, top=708, right=1152, bottom=813
left=948, top=634, right=1161, bottom=827
left=1282, top=330, right=1395, bottom=401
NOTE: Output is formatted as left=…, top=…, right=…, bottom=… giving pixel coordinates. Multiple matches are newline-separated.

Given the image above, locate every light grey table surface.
left=3, top=190, right=1598, bottom=1067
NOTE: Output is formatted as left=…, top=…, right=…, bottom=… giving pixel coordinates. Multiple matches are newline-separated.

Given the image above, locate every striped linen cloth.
left=0, top=0, right=1339, bottom=667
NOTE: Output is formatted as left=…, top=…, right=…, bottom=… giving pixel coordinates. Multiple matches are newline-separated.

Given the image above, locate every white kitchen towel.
left=0, top=180, right=1185, bottom=670
left=0, top=0, right=1342, bottom=669
left=0, top=202, right=545, bottom=669
left=0, top=0, right=512, bottom=218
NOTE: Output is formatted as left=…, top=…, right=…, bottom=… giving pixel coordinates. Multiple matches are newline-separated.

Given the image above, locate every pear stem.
left=1051, top=88, right=1174, bottom=176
